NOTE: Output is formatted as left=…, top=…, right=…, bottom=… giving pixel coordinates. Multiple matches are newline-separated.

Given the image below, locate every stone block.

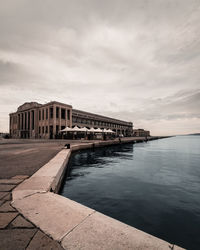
left=3, top=192, right=12, bottom=201
left=12, top=176, right=54, bottom=201
left=0, top=201, right=16, bottom=212
left=27, top=230, right=64, bottom=250
left=0, top=191, right=9, bottom=199
left=12, top=175, right=29, bottom=179
left=0, top=212, right=18, bottom=228
left=0, top=179, right=23, bottom=184
left=62, top=211, right=174, bottom=250
left=0, top=184, right=16, bottom=192
left=11, top=215, right=34, bottom=228
left=0, top=229, right=37, bottom=250
left=0, top=200, right=5, bottom=206
left=12, top=192, right=94, bottom=241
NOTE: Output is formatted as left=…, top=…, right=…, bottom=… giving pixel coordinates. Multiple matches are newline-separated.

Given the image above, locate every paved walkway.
left=0, top=137, right=151, bottom=249
left=0, top=139, right=97, bottom=178
left=0, top=140, right=72, bottom=249
left=0, top=175, right=64, bottom=250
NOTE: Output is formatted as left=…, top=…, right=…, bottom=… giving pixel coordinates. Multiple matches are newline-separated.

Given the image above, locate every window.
left=46, top=126, right=48, bottom=133
left=18, top=114, right=20, bottom=129
left=32, top=111, right=34, bottom=130
left=39, top=127, right=41, bottom=134
left=56, top=107, right=59, bottom=118
left=50, top=107, right=53, bottom=118
left=42, top=109, right=44, bottom=120
left=46, top=109, right=48, bottom=119
left=56, top=125, right=59, bottom=134
left=28, top=112, right=30, bottom=129
left=61, top=108, right=66, bottom=119
left=25, top=113, right=27, bottom=129
left=67, top=110, right=70, bottom=120
left=42, top=126, right=44, bottom=134
left=39, top=110, right=41, bottom=120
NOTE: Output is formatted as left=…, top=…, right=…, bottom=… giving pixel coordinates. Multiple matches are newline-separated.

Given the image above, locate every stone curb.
left=12, top=139, right=184, bottom=250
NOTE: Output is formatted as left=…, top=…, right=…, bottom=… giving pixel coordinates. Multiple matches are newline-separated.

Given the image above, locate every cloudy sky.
left=0, top=0, right=200, bottom=135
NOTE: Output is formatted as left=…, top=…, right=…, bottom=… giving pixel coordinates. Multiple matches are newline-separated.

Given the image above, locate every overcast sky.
left=0, top=0, right=200, bottom=135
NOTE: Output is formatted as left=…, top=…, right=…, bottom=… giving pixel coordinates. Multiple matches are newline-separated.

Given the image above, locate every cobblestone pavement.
left=0, top=175, right=64, bottom=250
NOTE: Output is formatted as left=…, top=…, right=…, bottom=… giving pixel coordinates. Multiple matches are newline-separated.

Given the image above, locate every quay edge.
left=12, top=136, right=183, bottom=250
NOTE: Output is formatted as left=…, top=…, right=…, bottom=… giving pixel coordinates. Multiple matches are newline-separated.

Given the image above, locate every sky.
left=0, top=0, right=200, bottom=135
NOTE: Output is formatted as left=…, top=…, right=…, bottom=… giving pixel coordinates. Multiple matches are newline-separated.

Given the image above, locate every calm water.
left=60, top=136, right=200, bottom=249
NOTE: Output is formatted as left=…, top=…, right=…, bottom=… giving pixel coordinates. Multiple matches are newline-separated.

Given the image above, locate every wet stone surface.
left=0, top=176, right=64, bottom=250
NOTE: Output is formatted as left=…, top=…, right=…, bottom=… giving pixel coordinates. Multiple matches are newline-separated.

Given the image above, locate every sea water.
left=60, top=136, right=200, bottom=249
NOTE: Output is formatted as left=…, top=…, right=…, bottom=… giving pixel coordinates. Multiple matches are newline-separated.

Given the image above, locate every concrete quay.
left=0, top=176, right=64, bottom=250
left=1, top=136, right=183, bottom=249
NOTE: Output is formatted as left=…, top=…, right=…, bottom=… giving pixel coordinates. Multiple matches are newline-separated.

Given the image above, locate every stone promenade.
left=0, top=175, right=64, bottom=250
left=0, top=137, right=168, bottom=250
left=0, top=139, right=79, bottom=250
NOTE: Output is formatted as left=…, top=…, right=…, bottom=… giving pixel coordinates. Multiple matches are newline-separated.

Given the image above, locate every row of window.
left=39, top=126, right=48, bottom=134
left=39, top=107, right=71, bottom=121
left=11, top=116, right=18, bottom=124
left=38, top=125, right=66, bottom=134
left=13, top=111, right=35, bottom=130
left=72, top=117, right=128, bottom=129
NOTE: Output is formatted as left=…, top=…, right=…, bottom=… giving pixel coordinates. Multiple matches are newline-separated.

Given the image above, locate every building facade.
left=72, top=109, right=133, bottom=137
left=133, top=129, right=150, bottom=137
left=9, top=101, right=133, bottom=139
left=9, top=101, right=72, bottom=139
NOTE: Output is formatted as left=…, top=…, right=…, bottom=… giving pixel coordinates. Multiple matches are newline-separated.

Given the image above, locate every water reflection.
left=60, top=137, right=200, bottom=250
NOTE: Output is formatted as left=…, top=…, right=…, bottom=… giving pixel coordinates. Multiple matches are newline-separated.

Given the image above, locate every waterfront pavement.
left=0, top=175, right=64, bottom=250
left=0, top=137, right=150, bottom=178
left=0, top=137, right=168, bottom=250
left=0, top=139, right=80, bottom=249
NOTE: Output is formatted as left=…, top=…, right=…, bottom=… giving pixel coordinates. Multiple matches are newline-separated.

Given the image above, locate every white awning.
left=60, top=127, right=74, bottom=132
left=87, top=127, right=96, bottom=133
left=102, top=128, right=110, bottom=133
left=94, top=128, right=103, bottom=133
left=107, top=129, right=115, bottom=133
left=72, top=126, right=82, bottom=132
left=78, top=127, right=88, bottom=132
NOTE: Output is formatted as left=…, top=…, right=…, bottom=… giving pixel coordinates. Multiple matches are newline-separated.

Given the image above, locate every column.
left=25, top=112, right=27, bottom=131
left=23, top=112, right=26, bottom=131
left=65, top=109, right=68, bottom=127
left=59, top=107, right=61, bottom=130
left=53, top=105, right=56, bottom=138
left=30, top=111, right=32, bottom=138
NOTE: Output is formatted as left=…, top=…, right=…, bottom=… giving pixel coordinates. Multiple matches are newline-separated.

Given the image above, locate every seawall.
left=12, top=136, right=183, bottom=250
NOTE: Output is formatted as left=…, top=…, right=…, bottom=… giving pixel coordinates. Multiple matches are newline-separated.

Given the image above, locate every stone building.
left=133, top=129, right=150, bottom=137
left=9, top=101, right=133, bottom=139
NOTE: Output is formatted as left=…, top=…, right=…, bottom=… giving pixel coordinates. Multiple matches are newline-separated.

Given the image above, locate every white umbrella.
left=87, top=127, right=96, bottom=133
left=94, top=128, right=103, bottom=133
left=78, top=127, right=88, bottom=132
left=60, top=127, right=74, bottom=132
left=107, top=129, right=115, bottom=133
left=102, top=128, right=108, bottom=133
left=72, top=126, right=82, bottom=132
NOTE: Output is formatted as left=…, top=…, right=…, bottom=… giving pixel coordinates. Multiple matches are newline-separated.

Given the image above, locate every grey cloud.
left=0, top=0, right=200, bottom=134
left=103, top=89, right=200, bottom=122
